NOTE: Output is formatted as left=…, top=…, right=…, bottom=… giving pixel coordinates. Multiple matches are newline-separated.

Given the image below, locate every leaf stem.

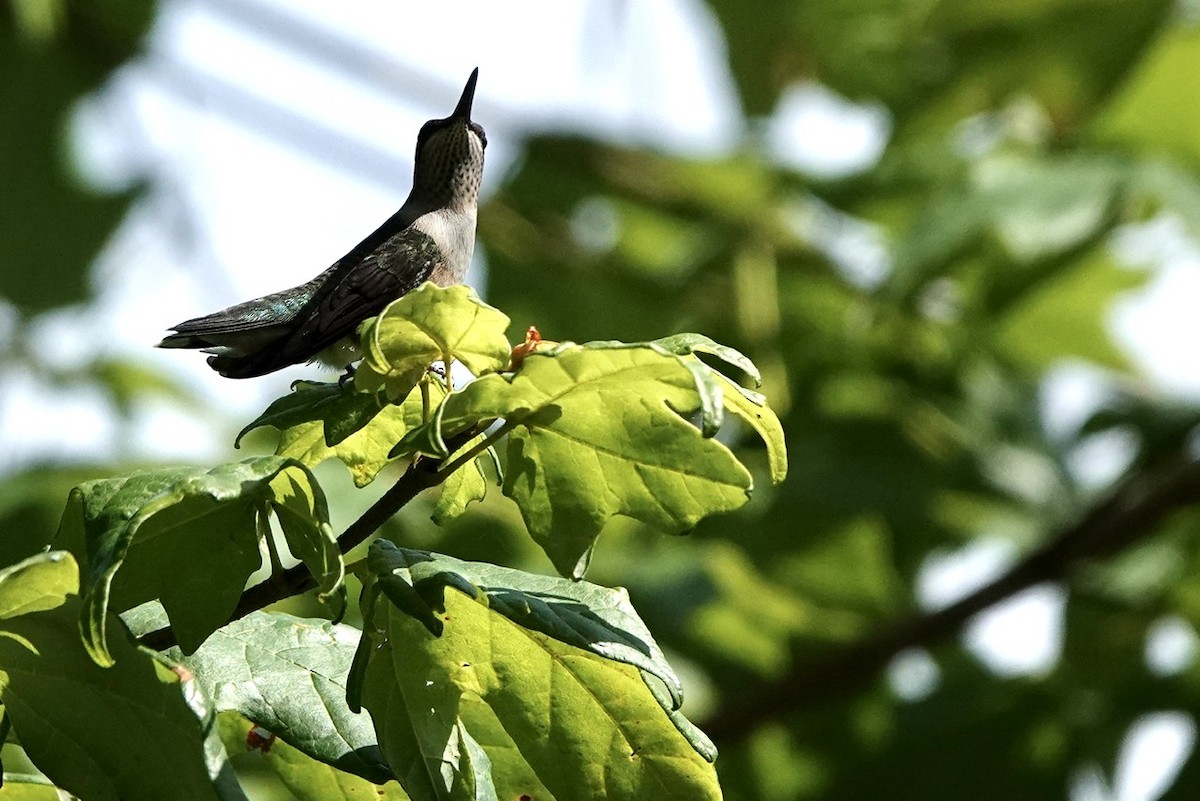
left=437, top=419, right=516, bottom=478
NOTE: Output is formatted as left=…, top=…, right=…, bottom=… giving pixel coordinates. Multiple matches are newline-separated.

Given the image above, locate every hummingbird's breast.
left=411, top=207, right=477, bottom=285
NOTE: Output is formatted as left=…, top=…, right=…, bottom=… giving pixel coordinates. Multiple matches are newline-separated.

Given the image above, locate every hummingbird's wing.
left=158, top=206, right=416, bottom=355
left=158, top=277, right=323, bottom=349
left=203, top=226, right=445, bottom=378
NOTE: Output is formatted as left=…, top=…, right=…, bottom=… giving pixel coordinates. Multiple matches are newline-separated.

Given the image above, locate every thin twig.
left=437, top=419, right=515, bottom=478
left=701, top=450, right=1200, bottom=744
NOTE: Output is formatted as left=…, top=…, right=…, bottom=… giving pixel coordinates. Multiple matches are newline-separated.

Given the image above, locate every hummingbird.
left=159, top=69, right=487, bottom=378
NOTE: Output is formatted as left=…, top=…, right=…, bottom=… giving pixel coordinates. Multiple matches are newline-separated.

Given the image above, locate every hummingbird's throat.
left=412, top=125, right=485, bottom=211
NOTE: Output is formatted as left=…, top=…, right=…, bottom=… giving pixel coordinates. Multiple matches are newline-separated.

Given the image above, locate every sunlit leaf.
left=218, top=713, right=410, bottom=801
left=269, top=383, right=440, bottom=488
left=431, top=435, right=490, bottom=526
left=353, top=541, right=720, bottom=800
left=355, top=283, right=512, bottom=400
left=414, top=344, right=754, bottom=577
left=997, top=247, right=1144, bottom=370
left=1098, top=23, right=1200, bottom=171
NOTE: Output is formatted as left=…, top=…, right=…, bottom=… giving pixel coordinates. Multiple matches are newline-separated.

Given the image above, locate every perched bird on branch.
left=159, top=69, right=486, bottom=378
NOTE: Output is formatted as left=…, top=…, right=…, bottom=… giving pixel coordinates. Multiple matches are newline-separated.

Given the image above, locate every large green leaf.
left=355, top=283, right=512, bottom=400
left=352, top=541, right=720, bottom=801
left=413, top=343, right=755, bottom=577
left=55, top=456, right=341, bottom=664
left=237, top=381, right=388, bottom=450
left=0, top=552, right=246, bottom=801
left=265, top=382, right=444, bottom=488
left=174, top=611, right=390, bottom=783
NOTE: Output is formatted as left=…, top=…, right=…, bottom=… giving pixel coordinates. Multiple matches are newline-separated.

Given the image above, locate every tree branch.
left=701, top=450, right=1200, bottom=745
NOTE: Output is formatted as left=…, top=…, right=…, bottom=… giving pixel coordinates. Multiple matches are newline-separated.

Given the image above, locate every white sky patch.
left=964, top=584, right=1065, bottom=677
left=767, top=81, right=890, bottom=178
left=1113, top=713, right=1196, bottom=801
left=918, top=540, right=1064, bottom=676
left=787, top=196, right=891, bottom=288
left=1145, top=616, right=1200, bottom=677
left=1040, top=362, right=1117, bottom=443
left=1111, top=215, right=1200, bottom=400
left=1066, top=427, right=1139, bottom=491
left=917, top=539, right=1018, bottom=611
left=0, top=370, right=118, bottom=468
left=886, top=648, right=940, bottom=702
left=1072, top=714, right=1196, bottom=801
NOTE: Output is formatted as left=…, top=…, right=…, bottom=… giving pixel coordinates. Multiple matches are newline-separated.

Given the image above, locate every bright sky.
left=4, top=1, right=1197, bottom=796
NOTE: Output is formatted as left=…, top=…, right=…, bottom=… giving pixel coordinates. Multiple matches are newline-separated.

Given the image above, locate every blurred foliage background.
left=5, top=0, right=1200, bottom=798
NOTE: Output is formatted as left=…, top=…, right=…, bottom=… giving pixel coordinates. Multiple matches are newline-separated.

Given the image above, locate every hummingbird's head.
left=411, top=68, right=487, bottom=212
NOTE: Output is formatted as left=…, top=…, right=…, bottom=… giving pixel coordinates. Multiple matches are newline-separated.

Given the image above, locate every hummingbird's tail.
left=158, top=299, right=295, bottom=351
left=157, top=284, right=321, bottom=377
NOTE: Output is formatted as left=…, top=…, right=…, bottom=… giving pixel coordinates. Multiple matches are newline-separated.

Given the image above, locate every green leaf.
left=1128, top=157, right=1200, bottom=248
left=174, top=611, right=390, bottom=783
left=55, top=456, right=341, bottom=664
left=705, top=0, right=1171, bottom=123
left=650, top=332, right=762, bottom=386
left=431, top=435, right=490, bottom=526
left=355, top=541, right=720, bottom=800
left=625, top=335, right=785, bottom=477
left=970, top=153, right=1126, bottom=265
left=417, top=344, right=754, bottom=577
left=387, top=379, right=456, bottom=461
left=268, top=470, right=344, bottom=610
left=717, top=374, right=789, bottom=484
left=217, top=712, right=411, bottom=801
left=0, top=552, right=246, bottom=801
left=355, top=283, right=512, bottom=400
left=891, top=153, right=1128, bottom=298
left=236, top=381, right=387, bottom=449
left=997, top=247, right=1145, bottom=370
left=272, top=384, right=439, bottom=488
left=1097, top=23, right=1200, bottom=170
left=0, top=774, right=63, bottom=799
left=0, top=550, right=75, bottom=619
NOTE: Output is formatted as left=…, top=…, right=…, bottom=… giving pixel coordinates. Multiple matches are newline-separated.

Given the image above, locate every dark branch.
left=701, top=450, right=1200, bottom=745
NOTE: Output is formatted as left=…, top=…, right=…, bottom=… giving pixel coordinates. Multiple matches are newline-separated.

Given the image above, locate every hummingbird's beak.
left=451, top=68, right=479, bottom=122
